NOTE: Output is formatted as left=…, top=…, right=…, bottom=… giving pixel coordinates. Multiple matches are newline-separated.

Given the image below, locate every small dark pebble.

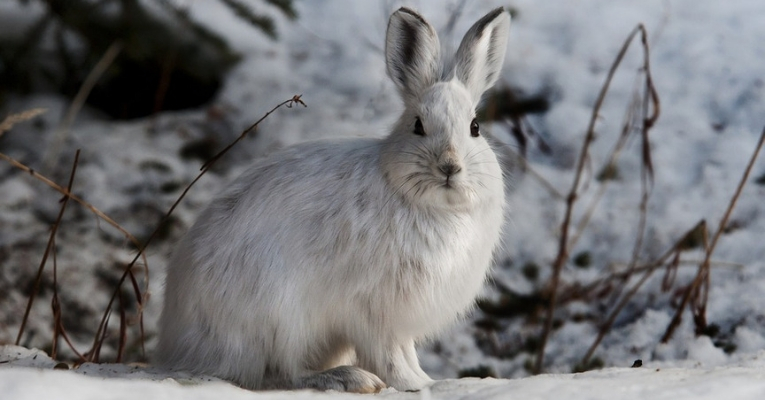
left=54, top=362, right=69, bottom=370
left=458, top=365, right=498, bottom=379
left=631, top=360, right=643, bottom=368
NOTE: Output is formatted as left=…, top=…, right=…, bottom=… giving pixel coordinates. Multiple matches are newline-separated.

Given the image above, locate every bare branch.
left=661, top=126, right=765, bottom=342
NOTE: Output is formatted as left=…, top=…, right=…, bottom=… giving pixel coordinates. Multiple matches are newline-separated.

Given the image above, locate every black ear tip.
left=468, top=7, right=509, bottom=37
left=487, top=7, right=506, bottom=21
left=395, top=7, right=427, bottom=24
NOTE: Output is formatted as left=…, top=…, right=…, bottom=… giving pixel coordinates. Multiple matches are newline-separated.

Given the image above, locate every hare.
left=157, top=6, right=510, bottom=393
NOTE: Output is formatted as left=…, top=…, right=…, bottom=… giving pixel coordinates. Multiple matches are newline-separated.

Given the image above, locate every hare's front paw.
left=296, top=366, right=386, bottom=393
left=387, top=375, right=434, bottom=393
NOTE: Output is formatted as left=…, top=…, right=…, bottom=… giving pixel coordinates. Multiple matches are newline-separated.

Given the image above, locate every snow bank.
left=3, top=345, right=765, bottom=400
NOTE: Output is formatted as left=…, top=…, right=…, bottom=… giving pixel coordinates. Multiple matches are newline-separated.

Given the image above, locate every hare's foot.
left=358, top=340, right=433, bottom=391
left=295, top=366, right=386, bottom=393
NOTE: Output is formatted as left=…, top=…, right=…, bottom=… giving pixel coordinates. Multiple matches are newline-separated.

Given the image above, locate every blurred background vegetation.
left=0, top=0, right=296, bottom=119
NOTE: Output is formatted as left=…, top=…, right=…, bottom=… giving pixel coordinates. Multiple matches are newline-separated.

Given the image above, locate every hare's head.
left=381, top=7, right=510, bottom=210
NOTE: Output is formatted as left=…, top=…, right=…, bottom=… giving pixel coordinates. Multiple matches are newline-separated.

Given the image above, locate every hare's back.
left=226, top=138, right=384, bottom=209
left=192, top=138, right=387, bottom=258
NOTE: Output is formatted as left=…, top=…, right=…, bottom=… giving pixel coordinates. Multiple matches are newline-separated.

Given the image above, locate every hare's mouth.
left=441, top=173, right=465, bottom=190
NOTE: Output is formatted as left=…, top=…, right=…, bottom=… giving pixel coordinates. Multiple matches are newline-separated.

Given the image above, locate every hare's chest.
left=419, top=210, right=499, bottom=269
left=385, top=212, right=497, bottom=331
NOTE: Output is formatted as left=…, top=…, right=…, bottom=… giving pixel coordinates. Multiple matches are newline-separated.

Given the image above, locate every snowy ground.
left=3, top=344, right=765, bottom=399
left=2, top=0, right=765, bottom=398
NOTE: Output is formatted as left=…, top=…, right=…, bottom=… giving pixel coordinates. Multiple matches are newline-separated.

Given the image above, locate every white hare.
left=157, top=7, right=510, bottom=393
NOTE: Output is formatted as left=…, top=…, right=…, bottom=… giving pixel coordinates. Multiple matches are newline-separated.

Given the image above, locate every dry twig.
left=16, top=150, right=80, bottom=347
left=0, top=109, right=46, bottom=137
left=578, top=220, right=706, bottom=367
left=661, top=126, right=765, bottom=342
left=87, top=95, right=307, bottom=361
left=535, top=24, right=658, bottom=374
left=2, top=110, right=146, bottom=359
left=0, top=153, right=147, bottom=259
left=44, top=41, right=123, bottom=171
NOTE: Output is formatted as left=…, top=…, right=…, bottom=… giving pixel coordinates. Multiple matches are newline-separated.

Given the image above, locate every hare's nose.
left=439, top=163, right=462, bottom=176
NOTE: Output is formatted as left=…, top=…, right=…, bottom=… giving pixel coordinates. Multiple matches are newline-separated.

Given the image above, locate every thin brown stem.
left=44, top=42, right=123, bottom=170
left=87, top=95, right=307, bottom=360
left=116, top=291, right=127, bottom=363
left=630, top=27, right=661, bottom=268
left=569, top=87, right=640, bottom=250
left=16, top=150, right=80, bottom=346
left=579, top=220, right=703, bottom=366
left=569, top=25, right=660, bottom=340
left=535, top=25, right=649, bottom=374
left=0, top=153, right=144, bottom=249
left=50, top=236, right=60, bottom=359
left=0, top=109, right=47, bottom=138
left=661, top=126, right=765, bottom=342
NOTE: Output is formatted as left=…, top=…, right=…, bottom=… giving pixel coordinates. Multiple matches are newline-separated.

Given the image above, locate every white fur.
left=157, top=7, right=511, bottom=392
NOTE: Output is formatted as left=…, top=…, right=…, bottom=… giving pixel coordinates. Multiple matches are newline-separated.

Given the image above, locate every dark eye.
left=470, top=119, right=480, bottom=137
left=414, top=117, right=426, bottom=136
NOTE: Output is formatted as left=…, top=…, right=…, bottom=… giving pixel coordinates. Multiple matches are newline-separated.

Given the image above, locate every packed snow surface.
left=3, top=345, right=765, bottom=399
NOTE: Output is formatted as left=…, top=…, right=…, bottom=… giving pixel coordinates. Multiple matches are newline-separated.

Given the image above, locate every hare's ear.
left=385, top=7, right=441, bottom=102
left=453, top=8, right=510, bottom=103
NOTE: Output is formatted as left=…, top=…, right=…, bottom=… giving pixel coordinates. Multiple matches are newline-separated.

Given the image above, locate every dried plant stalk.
left=87, top=95, right=307, bottom=361
left=0, top=109, right=47, bottom=137
left=661, top=126, right=765, bottom=342
left=16, top=151, right=80, bottom=347
left=535, top=24, right=658, bottom=374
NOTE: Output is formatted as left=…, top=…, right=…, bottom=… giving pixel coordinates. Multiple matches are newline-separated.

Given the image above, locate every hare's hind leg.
left=295, top=366, right=386, bottom=393
left=401, top=341, right=432, bottom=384
left=357, top=339, right=433, bottom=391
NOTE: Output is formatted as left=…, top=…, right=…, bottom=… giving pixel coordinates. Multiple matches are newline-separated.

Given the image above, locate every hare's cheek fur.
left=381, top=141, right=502, bottom=210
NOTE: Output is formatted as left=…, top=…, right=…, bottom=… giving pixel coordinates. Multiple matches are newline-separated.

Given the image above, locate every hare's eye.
left=470, top=119, right=480, bottom=137
left=414, top=117, right=426, bottom=136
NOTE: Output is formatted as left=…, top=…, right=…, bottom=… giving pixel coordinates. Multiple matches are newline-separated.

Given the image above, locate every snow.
left=2, top=0, right=765, bottom=398
left=3, top=344, right=765, bottom=399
